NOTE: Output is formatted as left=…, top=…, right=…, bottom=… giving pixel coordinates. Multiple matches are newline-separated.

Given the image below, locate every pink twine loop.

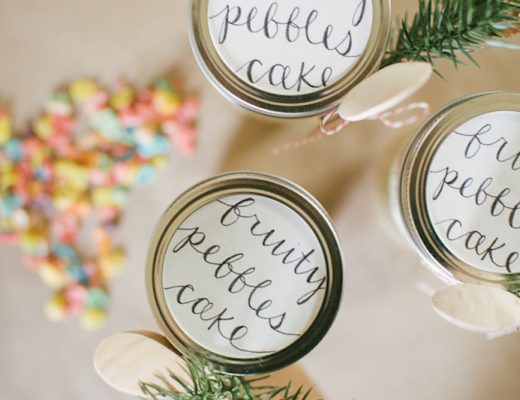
left=319, top=109, right=349, bottom=136
left=369, top=102, right=430, bottom=129
left=271, top=110, right=350, bottom=155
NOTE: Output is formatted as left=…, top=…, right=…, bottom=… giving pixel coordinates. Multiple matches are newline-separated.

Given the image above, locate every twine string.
left=272, top=101, right=431, bottom=155
left=369, top=102, right=430, bottom=129
left=319, top=109, right=349, bottom=136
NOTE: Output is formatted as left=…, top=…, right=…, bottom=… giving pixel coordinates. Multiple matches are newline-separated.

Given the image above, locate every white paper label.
left=426, top=111, right=520, bottom=274
left=162, top=194, right=327, bottom=358
left=207, top=0, right=373, bottom=96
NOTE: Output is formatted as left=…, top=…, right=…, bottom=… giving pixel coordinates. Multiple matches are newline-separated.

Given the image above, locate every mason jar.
left=388, top=92, right=520, bottom=292
left=189, top=0, right=391, bottom=118
left=146, top=172, right=343, bottom=374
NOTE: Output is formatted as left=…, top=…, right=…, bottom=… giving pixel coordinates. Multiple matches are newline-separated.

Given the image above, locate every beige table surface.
left=1, top=1, right=520, bottom=399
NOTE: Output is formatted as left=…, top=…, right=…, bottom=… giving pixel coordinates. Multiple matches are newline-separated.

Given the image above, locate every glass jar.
left=390, top=92, right=520, bottom=291
left=189, top=0, right=390, bottom=118
left=146, top=172, right=343, bottom=374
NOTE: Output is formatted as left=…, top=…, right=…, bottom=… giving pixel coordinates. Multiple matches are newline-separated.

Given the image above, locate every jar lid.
left=399, top=92, right=520, bottom=290
left=146, top=172, right=343, bottom=374
left=189, top=0, right=390, bottom=118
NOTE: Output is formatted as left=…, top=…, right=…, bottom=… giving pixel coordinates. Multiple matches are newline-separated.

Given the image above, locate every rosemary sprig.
left=383, top=0, right=520, bottom=68
left=139, top=355, right=318, bottom=400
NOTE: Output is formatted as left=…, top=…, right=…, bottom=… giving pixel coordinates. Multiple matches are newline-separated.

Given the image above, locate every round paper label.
left=426, top=111, right=520, bottom=274
left=207, top=0, right=374, bottom=96
left=161, top=194, right=327, bottom=358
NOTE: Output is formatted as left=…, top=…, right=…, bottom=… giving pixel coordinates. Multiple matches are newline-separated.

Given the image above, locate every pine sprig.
left=139, top=355, right=318, bottom=400
left=383, top=0, right=520, bottom=68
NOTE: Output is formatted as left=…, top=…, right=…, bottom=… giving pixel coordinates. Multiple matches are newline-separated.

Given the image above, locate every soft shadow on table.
left=216, top=113, right=383, bottom=216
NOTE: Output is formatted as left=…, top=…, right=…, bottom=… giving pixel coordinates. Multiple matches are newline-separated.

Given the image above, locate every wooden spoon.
left=94, top=331, right=188, bottom=396
left=338, top=62, right=432, bottom=122
left=432, top=284, right=520, bottom=333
